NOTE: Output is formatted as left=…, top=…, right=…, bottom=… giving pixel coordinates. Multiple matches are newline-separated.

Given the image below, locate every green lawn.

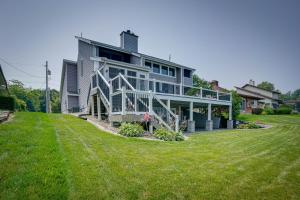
left=0, top=113, right=300, bottom=199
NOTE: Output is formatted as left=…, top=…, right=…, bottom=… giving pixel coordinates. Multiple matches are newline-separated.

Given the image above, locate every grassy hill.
left=0, top=112, right=299, bottom=199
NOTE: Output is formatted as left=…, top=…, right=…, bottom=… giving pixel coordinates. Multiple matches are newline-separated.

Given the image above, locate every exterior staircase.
left=89, top=68, right=179, bottom=132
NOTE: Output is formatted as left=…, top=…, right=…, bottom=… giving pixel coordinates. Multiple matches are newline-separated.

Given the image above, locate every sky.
left=0, top=0, right=299, bottom=93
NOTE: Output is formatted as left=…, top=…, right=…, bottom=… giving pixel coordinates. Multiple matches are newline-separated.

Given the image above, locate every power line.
left=0, top=57, right=44, bottom=79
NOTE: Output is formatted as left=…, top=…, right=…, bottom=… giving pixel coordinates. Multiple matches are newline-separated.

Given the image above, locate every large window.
left=109, top=67, right=125, bottom=78
left=146, top=60, right=177, bottom=77
left=184, top=69, right=191, bottom=78
left=97, top=47, right=130, bottom=63
left=153, top=63, right=160, bottom=74
left=169, top=67, right=175, bottom=77
left=127, top=70, right=136, bottom=77
left=145, top=60, right=152, bottom=68
left=161, top=66, right=168, bottom=75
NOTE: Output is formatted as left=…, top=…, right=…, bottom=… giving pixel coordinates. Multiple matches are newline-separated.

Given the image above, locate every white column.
left=121, top=86, right=125, bottom=115
left=178, top=105, right=182, bottom=120
left=208, top=103, right=211, bottom=121
left=91, top=96, right=95, bottom=116
left=167, top=99, right=171, bottom=109
left=189, top=101, right=193, bottom=121
left=229, top=105, right=232, bottom=120
left=97, top=94, right=101, bottom=121
left=149, top=91, right=153, bottom=114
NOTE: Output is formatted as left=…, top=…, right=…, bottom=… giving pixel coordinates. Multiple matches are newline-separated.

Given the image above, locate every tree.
left=231, top=90, right=242, bottom=120
left=8, top=79, right=61, bottom=113
left=192, top=74, right=212, bottom=89
left=186, top=74, right=212, bottom=96
left=50, top=89, right=61, bottom=113
left=257, top=81, right=275, bottom=91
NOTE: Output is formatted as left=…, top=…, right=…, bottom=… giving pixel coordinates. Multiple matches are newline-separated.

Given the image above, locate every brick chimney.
left=120, top=30, right=138, bottom=52
left=249, top=79, right=255, bottom=86
left=211, top=80, right=219, bottom=90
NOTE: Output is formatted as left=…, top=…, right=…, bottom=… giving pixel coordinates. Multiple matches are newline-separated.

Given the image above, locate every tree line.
left=8, top=79, right=60, bottom=113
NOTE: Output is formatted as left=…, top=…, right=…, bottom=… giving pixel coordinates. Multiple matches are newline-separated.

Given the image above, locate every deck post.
left=97, top=94, right=101, bottom=121
left=121, top=86, right=126, bottom=115
left=149, top=91, right=153, bottom=114
left=188, top=101, right=195, bottom=132
left=227, top=105, right=233, bottom=129
left=206, top=103, right=213, bottom=131
left=91, top=95, right=95, bottom=117
left=167, top=99, right=171, bottom=121
left=200, top=87, right=203, bottom=98
left=189, top=101, right=193, bottom=121
left=175, top=115, right=179, bottom=132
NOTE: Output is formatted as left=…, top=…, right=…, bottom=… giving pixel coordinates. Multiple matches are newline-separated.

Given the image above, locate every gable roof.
left=235, top=86, right=279, bottom=101
left=75, top=36, right=196, bottom=71
left=242, top=84, right=281, bottom=94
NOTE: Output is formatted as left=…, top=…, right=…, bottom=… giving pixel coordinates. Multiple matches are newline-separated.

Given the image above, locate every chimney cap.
left=120, top=30, right=138, bottom=37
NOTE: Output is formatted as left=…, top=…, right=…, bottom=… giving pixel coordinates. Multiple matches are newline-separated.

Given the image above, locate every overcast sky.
left=0, top=0, right=299, bottom=93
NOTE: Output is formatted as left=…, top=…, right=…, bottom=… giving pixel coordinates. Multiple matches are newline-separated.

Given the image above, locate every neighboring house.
left=0, top=65, right=9, bottom=96
left=60, top=30, right=233, bottom=132
left=235, top=80, right=281, bottom=113
left=285, top=100, right=300, bottom=113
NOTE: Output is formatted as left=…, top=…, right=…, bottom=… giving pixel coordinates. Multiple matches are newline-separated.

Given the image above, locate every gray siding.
left=67, top=63, right=78, bottom=93
left=121, top=33, right=138, bottom=52
left=77, top=40, right=94, bottom=111
left=61, top=70, right=68, bottom=113
left=68, top=96, right=79, bottom=109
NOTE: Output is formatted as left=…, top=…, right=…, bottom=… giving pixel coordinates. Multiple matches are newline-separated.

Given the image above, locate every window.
left=140, top=74, right=145, bottom=78
left=145, top=61, right=151, bottom=67
left=169, top=67, right=175, bottom=77
left=161, top=66, right=168, bottom=75
left=184, top=69, right=191, bottom=78
left=153, top=63, right=160, bottom=73
left=127, top=70, right=136, bottom=77
left=109, top=67, right=125, bottom=78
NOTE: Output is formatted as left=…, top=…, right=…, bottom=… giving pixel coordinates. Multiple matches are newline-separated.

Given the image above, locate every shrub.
left=0, top=96, right=15, bottom=111
left=237, top=122, right=261, bottom=129
left=118, top=123, right=144, bottom=137
left=263, top=107, right=274, bottom=115
left=274, top=105, right=292, bottom=115
left=154, top=128, right=184, bottom=141
left=252, top=108, right=263, bottom=115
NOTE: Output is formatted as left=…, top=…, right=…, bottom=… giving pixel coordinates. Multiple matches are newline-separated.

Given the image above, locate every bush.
left=263, top=107, right=274, bottom=115
left=237, top=122, right=261, bottom=129
left=154, top=128, right=184, bottom=141
left=118, top=123, right=144, bottom=137
left=274, top=105, right=292, bottom=115
left=0, top=96, right=15, bottom=111
left=252, top=108, right=263, bottom=115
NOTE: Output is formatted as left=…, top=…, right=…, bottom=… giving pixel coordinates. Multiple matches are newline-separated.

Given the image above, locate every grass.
left=0, top=113, right=300, bottom=199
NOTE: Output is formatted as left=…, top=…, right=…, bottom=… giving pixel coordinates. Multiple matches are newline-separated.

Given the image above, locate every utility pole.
left=45, top=61, right=50, bottom=113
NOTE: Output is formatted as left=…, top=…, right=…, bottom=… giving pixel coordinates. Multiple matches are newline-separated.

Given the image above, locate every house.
left=235, top=80, right=281, bottom=113
left=60, top=30, right=232, bottom=132
left=0, top=65, right=9, bottom=96
left=285, top=100, right=300, bottom=113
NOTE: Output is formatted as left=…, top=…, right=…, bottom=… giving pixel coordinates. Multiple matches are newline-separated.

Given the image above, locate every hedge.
left=252, top=108, right=263, bottom=115
left=0, top=96, right=15, bottom=111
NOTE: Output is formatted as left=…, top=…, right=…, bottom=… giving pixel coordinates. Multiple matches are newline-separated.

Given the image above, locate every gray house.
left=60, top=30, right=232, bottom=132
